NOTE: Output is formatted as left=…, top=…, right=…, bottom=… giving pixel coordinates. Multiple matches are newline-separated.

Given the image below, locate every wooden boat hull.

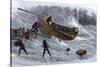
left=39, top=19, right=79, bottom=40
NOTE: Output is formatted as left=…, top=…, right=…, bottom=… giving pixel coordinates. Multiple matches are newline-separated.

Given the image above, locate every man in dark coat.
left=30, top=21, right=39, bottom=38
left=31, top=21, right=39, bottom=32
left=46, top=16, right=53, bottom=25
left=15, top=39, right=28, bottom=56
left=42, top=40, right=51, bottom=59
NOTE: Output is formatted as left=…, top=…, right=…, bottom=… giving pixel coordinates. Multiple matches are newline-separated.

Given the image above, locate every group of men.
left=13, top=16, right=71, bottom=59
left=14, top=16, right=54, bottom=59
left=14, top=21, right=39, bottom=41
